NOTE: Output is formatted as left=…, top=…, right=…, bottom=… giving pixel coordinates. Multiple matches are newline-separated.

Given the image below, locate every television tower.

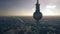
left=33, top=0, right=42, bottom=34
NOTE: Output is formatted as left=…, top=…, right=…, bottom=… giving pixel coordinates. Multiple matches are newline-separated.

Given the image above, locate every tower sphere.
left=33, top=11, right=42, bottom=21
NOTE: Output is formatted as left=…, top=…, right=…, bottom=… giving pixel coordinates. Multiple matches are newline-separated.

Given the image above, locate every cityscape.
left=0, top=0, right=60, bottom=34
left=0, top=16, right=60, bottom=34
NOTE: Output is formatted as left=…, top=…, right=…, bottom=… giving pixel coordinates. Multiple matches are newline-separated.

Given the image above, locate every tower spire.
left=36, top=0, right=40, bottom=12
left=37, top=0, right=39, bottom=4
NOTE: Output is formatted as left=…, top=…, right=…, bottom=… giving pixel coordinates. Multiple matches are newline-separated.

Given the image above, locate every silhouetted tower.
left=33, top=0, right=42, bottom=21
left=33, top=0, right=42, bottom=34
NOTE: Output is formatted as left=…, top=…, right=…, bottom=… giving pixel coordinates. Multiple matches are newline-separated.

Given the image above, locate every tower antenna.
left=37, top=0, right=39, bottom=4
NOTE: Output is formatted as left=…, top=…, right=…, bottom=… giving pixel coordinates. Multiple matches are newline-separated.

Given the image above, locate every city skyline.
left=0, top=0, right=60, bottom=16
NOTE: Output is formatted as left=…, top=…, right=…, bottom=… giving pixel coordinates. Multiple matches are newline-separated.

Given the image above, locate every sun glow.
left=12, top=5, right=59, bottom=16
left=10, top=5, right=60, bottom=16
left=41, top=5, right=57, bottom=16
left=32, top=5, right=57, bottom=16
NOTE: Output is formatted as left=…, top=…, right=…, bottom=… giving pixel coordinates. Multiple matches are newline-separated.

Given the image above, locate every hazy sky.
left=0, top=0, right=60, bottom=16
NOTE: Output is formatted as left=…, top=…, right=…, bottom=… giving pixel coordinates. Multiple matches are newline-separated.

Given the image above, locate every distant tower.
left=33, top=0, right=42, bottom=21
left=33, top=0, right=42, bottom=34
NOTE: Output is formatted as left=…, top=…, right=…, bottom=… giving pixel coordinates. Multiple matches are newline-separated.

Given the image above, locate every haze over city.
left=0, top=0, right=60, bottom=16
